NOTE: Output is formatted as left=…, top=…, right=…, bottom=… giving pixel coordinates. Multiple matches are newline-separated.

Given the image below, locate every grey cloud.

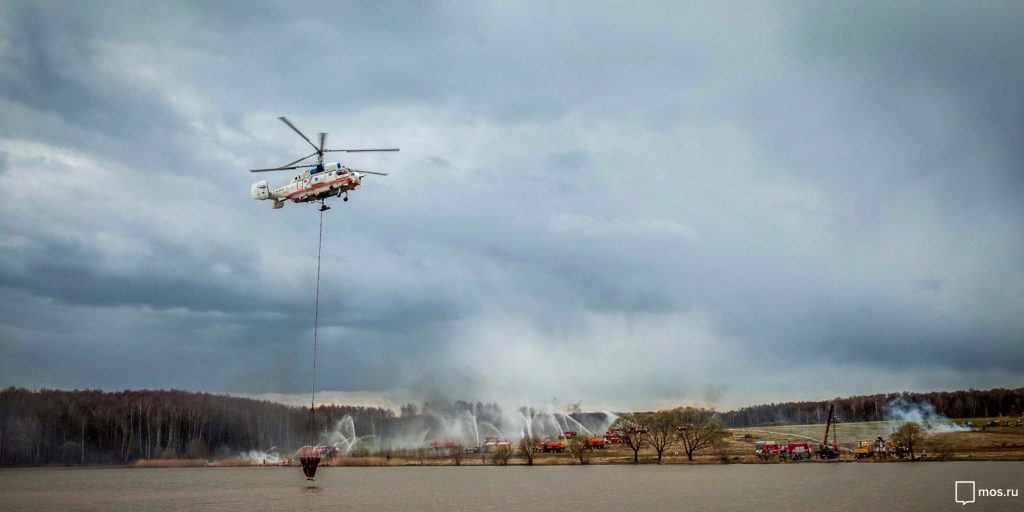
left=910, top=276, right=943, bottom=292
left=0, top=4, right=198, bottom=168
left=793, top=1, right=1024, bottom=206
left=0, top=1, right=1022, bottom=408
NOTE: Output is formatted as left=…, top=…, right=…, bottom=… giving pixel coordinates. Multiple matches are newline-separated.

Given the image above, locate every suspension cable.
left=309, top=206, right=325, bottom=445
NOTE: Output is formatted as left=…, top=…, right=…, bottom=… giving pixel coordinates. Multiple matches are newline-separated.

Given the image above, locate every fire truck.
left=541, top=439, right=567, bottom=453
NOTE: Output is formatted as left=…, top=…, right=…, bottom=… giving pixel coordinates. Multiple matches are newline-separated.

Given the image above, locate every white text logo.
left=955, top=480, right=1019, bottom=506
left=955, top=481, right=975, bottom=506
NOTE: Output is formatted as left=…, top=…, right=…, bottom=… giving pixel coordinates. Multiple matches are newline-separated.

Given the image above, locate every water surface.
left=1, top=462, right=1020, bottom=511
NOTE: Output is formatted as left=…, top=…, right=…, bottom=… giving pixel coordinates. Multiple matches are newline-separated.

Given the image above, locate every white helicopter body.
left=251, top=162, right=367, bottom=209
left=250, top=117, right=397, bottom=210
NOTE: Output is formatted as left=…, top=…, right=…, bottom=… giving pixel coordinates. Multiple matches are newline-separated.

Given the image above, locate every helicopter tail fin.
left=251, top=180, right=270, bottom=200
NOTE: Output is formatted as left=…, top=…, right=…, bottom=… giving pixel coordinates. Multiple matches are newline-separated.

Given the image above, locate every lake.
left=1, top=462, right=1021, bottom=511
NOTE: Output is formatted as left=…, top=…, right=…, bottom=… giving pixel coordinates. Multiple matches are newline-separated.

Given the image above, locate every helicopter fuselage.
left=251, top=162, right=363, bottom=208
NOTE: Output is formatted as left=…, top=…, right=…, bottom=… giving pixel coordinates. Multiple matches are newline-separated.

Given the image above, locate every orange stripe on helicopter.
left=285, top=175, right=359, bottom=200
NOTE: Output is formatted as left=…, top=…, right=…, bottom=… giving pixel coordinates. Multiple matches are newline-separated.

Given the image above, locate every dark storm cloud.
left=792, top=1, right=1024, bottom=213
left=0, top=1, right=1022, bottom=408
left=0, top=233, right=256, bottom=312
left=0, top=2, right=212, bottom=176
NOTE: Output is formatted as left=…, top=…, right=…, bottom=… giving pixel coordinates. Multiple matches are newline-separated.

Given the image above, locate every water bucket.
left=298, top=446, right=321, bottom=479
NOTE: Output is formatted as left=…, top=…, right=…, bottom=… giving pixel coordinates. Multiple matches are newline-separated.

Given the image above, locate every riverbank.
left=132, top=427, right=1023, bottom=468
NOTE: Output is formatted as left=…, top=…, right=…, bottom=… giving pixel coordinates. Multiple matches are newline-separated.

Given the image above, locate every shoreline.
left=7, top=422, right=1023, bottom=469
left=4, top=457, right=1024, bottom=471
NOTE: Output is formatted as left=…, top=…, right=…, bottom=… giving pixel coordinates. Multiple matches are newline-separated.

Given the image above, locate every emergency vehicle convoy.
left=421, top=400, right=958, bottom=462
left=430, top=430, right=619, bottom=455
left=755, top=441, right=813, bottom=461
left=751, top=400, right=924, bottom=461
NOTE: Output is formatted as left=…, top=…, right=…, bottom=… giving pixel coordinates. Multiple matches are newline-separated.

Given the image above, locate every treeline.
left=719, top=388, right=1024, bottom=427
left=5, top=387, right=1023, bottom=466
left=0, top=388, right=392, bottom=467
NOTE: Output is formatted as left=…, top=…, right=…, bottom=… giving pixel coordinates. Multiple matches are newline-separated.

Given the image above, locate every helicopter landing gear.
left=343, top=193, right=349, bottom=202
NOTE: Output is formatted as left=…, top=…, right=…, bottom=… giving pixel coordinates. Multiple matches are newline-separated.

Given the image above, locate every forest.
left=719, top=388, right=1024, bottom=426
left=0, top=388, right=392, bottom=466
left=2, top=386, right=1021, bottom=466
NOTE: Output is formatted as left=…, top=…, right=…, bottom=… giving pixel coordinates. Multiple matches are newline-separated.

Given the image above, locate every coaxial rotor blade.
left=282, top=151, right=318, bottom=168
left=249, top=151, right=318, bottom=172
left=250, top=164, right=313, bottom=172
left=319, top=133, right=327, bottom=153
left=325, top=148, right=400, bottom=153
left=349, top=167, right=389, bottom=176
left=279, top=117, right=320, bottom=152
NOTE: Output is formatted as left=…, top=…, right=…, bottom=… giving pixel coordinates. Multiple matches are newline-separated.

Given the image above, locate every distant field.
left=730, top=420, right=913, bottom=444
left=728, top=418, right=1024, bottom=461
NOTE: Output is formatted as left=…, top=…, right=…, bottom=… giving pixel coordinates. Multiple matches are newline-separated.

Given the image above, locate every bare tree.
left=645, top=409, right=681, bottom=463
left=517, top=406, right=542, bottom=466
left=491, top=443, right=513, bottom=465
left=450, top=444, right=465, bottom=466
left=891, top=422, right=925, bottom=461
left=568, top=434, right=592, bottom=465
left=712, top=434, right=732, bottom=463
left=613, top=415, right=648, bottom=464
left=518, top=435, right=539, bottom=466
left=676, top=407, right=725, bottom=462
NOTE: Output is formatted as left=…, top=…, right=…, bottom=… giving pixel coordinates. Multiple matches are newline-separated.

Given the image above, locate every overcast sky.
left=1, top=1, right=1021, bottom=411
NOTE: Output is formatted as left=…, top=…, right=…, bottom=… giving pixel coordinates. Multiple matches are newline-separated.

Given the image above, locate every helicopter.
left=250, top=117, right=398, bottom=211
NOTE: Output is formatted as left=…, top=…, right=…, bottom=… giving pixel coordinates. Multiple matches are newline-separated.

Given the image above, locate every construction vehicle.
left=852, top=440, right=874, bottom=459
left=818, top=400, right=841, bottom=460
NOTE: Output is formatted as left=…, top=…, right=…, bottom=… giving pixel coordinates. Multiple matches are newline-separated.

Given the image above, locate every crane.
left=819, top=399, right=841, bottom=459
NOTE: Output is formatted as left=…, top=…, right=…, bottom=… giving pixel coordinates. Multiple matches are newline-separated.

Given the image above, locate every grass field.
left=731, top=420, right=918, bottom=443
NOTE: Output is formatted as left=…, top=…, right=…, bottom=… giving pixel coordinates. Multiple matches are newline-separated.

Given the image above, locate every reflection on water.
left=0, top=463, right=1021, bottom=512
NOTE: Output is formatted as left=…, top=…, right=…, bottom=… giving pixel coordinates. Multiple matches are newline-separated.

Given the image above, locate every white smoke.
left=241, top=450, right=284, bottom=464
left=883, top=398, right=969, bottom=433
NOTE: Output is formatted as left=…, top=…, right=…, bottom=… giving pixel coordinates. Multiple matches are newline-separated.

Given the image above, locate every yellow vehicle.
left=852, top=440, right=874, bottom=459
